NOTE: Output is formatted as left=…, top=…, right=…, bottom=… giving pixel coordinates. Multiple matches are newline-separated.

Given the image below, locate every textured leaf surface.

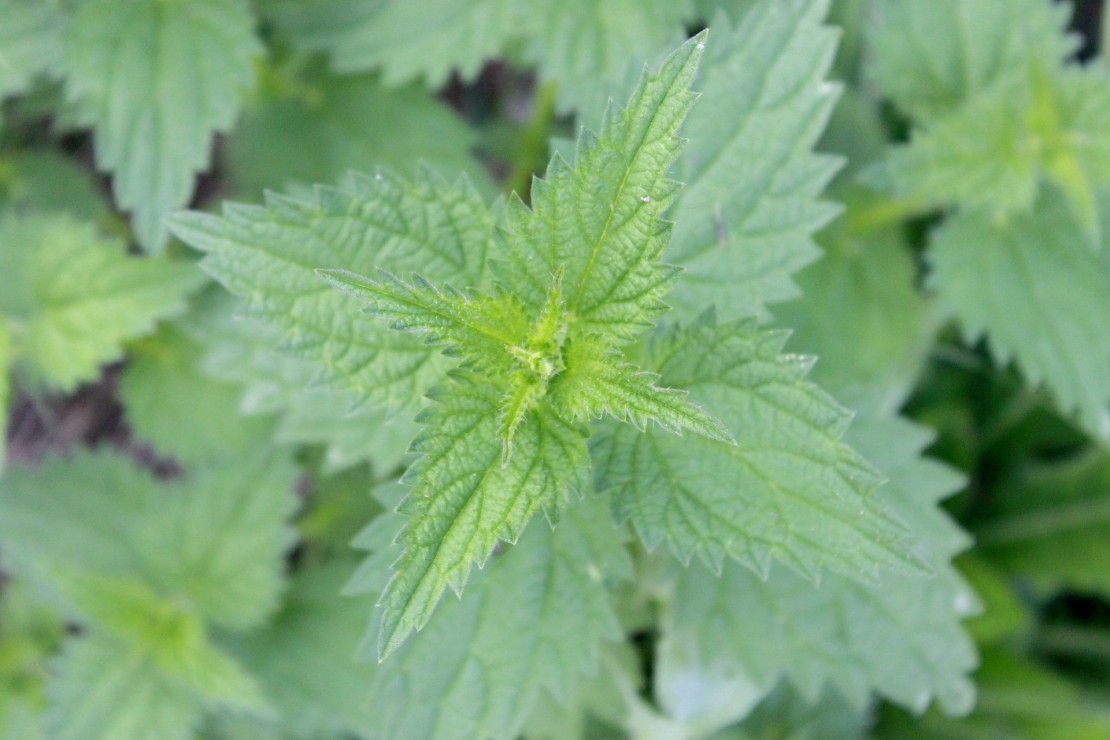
left=593, top=314, right=919, bottom=580
left=0, top=0, right=64, bottom=101
left=375, top=372, right=590, bottom=657
left=497, top=32, right=704, bottom=341
left=0, top=449, right=298, bottom=630
left=929, top=189, right=1110, bottom=438
left=977, top=450, right=1110, bottom=596
left=227, top=66, right=491, bottom=199
left=657, top=412, right=977, bottom=719
left=62, top=0, right=260, bottom=250
left=182, top=291, right=416, bottom=475
left=0, top=213, right=202, bottom=391
left=667, top=0, right=841, bottom=321
left=870, top=0, right=1076, bottom=122
left=348, top=493, right=630, bottom=739
left=167, top=170, right=495, bottom=410
left=48, top=634, right=199, bottom=740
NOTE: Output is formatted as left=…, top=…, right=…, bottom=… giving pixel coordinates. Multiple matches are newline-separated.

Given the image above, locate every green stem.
left=504, top=81, right=558, bottom=200
left=1037, top=624, right=1110, bottom=664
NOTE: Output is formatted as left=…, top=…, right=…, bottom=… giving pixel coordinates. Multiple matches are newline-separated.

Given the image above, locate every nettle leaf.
left=519, top=0, right=693, bottom=113
left=182, top=291, right=416, bottom=475
left=227, top=64, right=493, bottom=200
left=869, top=0, right=1076, bottom=122
left=0, top=212, right=203, bottom=392
left=266, top=0, right=518, bottom=89
left=167, top=169, right=495, bottom=410
left=592, top=313, right=922, bottom=581
left=667, top=0, right=842, bottom=321
left=657, top=412, right=978, bottom=721
left=0, top=449, right=299, bottom=631
left=929, top=188, right=1110, bottom=439
left=977, top=449, right=1110, bottom=596
left=0, top=0, right=64, bottom=101
left=62, top=0, right=261, bottom=251
left=119, top=323, right=276, bottom=465
left=887, top=66, right=1110, bottom=234
left=347, top=492, right=631, bottom=740
left=497, top=32, right=703, bottom=341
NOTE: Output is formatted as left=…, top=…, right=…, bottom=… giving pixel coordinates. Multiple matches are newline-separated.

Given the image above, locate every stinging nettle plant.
left=170, top=26, right=925, bottom=665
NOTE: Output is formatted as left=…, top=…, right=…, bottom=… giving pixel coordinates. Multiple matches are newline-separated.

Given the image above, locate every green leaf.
left=167, top=169, right=495, bottom=410
left=0, top=0, right=64, bottom=102
left=226, top=64, right=492, bottom=199
left=929, top=189, right=1110, bottom=438
left=0, top=449, right=299, bottom=631
left=348, top=493, right=630, bottom=739
left=886, top=66, right=1110, bottom=233
left=227, top=558, right=379, bottom=738
left=375, top=371, right=590, bottom=658
left=61, top=0, right=261, bottom=251
left=869, top=0, right=1076, bottom=122
left=667, top=0, right=842, bottom=321
left=119, top=323, right=276, bottom=464
left=977, top=449, right=1110, bottom=596
left=0, top=213, right=203, bottom=391
left=0, top=149, right=110, bottom=222
left=773, top=187, right=935, bottom=410
left=48, top=634, right=201, bottom=740
left=519, top=0, right=693, bottom=113
left=657, top=412, right=978, bottom=719
left=593, top=314, right=921, bottom=580
left=266, top=0, right=518, bottom=89
left=182, top=290, right=416, bottom=475
left=496, top=31, right=705, bottom=342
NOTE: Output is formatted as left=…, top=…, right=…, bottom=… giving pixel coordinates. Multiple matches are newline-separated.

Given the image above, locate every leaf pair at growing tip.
left=317, top=266, right=736, bottom=466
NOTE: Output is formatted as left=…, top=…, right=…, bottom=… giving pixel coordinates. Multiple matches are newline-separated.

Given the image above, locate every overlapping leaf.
left=592, top=313, right=921, bottom=580
left=667, top=0, right=842, bottom=321
left=0, top=0, right=64, bottom=101
left=62, top=0, right=261, bottom=250
left=167, top=169, right=495, bottom=410
left=656, top=412, right=977, bottom=720
left=929, top=189, right=1110, bottom=439
left=346, top=492, right=630, bottom=739
left=0, top=212, right=203, bottom=392
left=869, top=0, right=1076, bottom=122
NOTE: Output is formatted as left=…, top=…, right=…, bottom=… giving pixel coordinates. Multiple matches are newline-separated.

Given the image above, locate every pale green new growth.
left=62, top=0, right=261, bottom=251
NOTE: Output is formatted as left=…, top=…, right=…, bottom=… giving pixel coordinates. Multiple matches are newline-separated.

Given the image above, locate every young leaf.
left=929, top=189, right=1110, bottom=439
left=0, top=213, right=203, bottom=391
left=496, top=31, right=706, bottom=342
left=348, top=493, right=631, bottom=739
left=167, top=169, right=495, bottom=410
left=593, top=313, right=922, bottom=580
left=375, top=372, right=590, bottom=658
left=0, top=0, right=64, bottom=102
left=667, top=0, right=842, bottom=321
left=869, top=0, right=1076, bottom=122
left=61, top=0, right=261, bottom=251
left=658, top=412, right=978, bottom=718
